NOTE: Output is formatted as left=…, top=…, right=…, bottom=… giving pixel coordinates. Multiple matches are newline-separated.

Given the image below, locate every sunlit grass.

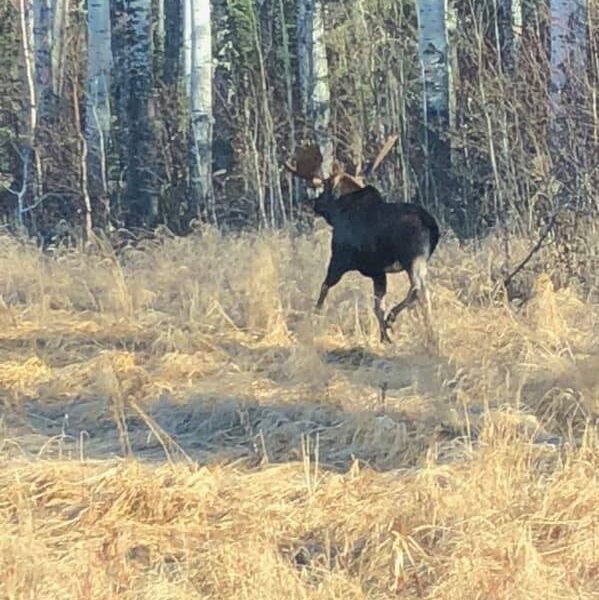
left=0, top=227, right=597, bottom=599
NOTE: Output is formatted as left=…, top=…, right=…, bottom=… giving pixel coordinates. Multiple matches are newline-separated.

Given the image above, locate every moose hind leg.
left=385, top=285, right=418, bottom=330
left=372, top=275, right=392, bottom=343
left=385, top=260, right=423, bottom=329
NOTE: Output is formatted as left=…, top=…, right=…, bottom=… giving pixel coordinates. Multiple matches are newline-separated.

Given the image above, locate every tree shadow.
left=0, top=341, right=470, bottom=474
left=6, top=395, right=468, bottom=472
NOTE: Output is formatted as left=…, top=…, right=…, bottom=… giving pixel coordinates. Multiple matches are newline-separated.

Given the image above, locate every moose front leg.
left=315, top=282, right=331, bottom=310
left=315, top=256, right=346, bottom=311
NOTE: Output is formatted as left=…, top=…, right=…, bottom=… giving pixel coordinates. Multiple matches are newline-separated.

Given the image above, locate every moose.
left=284, top=141, right=439, bottom=343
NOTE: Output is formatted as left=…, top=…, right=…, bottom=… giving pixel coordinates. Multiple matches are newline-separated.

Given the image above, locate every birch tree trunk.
left=17, top=0, right=36, bottom=227
left=85, top=0, right=112, bottom=196
left=416, top=0, right=453, bottom=211
left=296, top=0, right=309, bottom=117
left=416, top=0, right=450, bottom=125
left=296, top=0, right=333, bottom=177
left=183, top=0, right=192, bottom=96
left=189, top=0, right=213, bottom=219
left=550, top=0, right=587, bottom=106
left=549, top=0, right=588, bottom=214
left=155, top=0, right=165, bottom=69
left=126, top=0, right=158, bottom=225
left=51, top=0, right=68, bottom=98
left=311, top=2, right=332, bottom=177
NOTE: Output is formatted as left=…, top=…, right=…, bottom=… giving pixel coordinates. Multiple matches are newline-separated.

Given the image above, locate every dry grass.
left=0, top=226, right=597, bottom=599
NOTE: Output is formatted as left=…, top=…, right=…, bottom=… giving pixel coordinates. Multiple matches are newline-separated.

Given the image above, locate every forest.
left=0, top=0, right=596, bottom=246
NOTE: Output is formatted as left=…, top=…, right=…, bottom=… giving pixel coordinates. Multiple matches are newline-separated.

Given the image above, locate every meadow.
left=0, top=224, right=597, bottom=599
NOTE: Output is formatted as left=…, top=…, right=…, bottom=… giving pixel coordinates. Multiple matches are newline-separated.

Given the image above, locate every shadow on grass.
left=2, top=394, right=471, bottom=473
left=0, top=336, right=474, bottom=471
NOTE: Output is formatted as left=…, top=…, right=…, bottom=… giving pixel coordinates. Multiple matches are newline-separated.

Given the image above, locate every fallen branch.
left=503, top=211, right=559, bottom=288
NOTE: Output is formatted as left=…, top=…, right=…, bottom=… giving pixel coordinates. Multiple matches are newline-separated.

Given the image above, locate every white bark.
left=512, top=0, right=522, bottom=58
left=17, top=0, right=36, bottom=225
left=156, top=0, right=165, bottom=58
left=51, top=0, right=68, bottom=96
left=550, top=0, right=587, bottom=103
left=311, top=2, right=332, bottom=177
left=20, top=0, right=37, bottom=137
left=85, top=0, right=112, bottom=193
left=183, top=0, right=192, bottom=96
left=296, top=0, right=333, bottom=177
left=296, top=0, right=309, bottom=116
left=189, top=0, right=213, bottom=217
left=416, top=0, right=450, bottom=123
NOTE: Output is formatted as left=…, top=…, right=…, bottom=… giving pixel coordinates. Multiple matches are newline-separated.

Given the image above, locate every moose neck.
left=313, top=181, right=337, bottom=224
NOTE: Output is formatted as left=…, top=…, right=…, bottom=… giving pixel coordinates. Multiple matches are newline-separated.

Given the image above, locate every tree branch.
left=503, top=211, right=559, bottom=288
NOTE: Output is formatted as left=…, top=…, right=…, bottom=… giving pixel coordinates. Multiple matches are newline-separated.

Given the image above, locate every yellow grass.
left=0, top=226, right=597, bottom=599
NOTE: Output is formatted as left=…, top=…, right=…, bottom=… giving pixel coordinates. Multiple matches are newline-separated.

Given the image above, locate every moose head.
left=283, top=136, right=398, bottom=197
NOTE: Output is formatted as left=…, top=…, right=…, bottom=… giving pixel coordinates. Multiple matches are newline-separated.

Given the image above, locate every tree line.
left=0, top=0, right=596, bottom=243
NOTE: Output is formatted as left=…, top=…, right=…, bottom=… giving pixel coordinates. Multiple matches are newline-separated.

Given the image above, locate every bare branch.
left=503, top=211, right=560, bottom=288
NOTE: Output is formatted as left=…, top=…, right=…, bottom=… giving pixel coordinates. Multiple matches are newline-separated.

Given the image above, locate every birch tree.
left=416, top=0, right=451, bottom=127
left=296, top=0, right=333, bottom=177
left=85, top=0, right=112, bottom=196
left=17, top=0, right=39, bottom=222
left=188, top=0, right=213, bottom=218
left=155, top=0, right=165, bottom=68
left=550, top=0, right=587, bottom=107
left=126, top=0, right=157, bottom=224
left=416, top=0, right=453, bottom=208
left=549, top=0, right=588, bottom=215
left=183, top=0, right=192, bottom=95
left=51, top=0, right=68, bottom=97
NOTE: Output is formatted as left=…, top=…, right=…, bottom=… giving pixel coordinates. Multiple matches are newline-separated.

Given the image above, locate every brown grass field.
left=0, top=226, right=597, bottom=599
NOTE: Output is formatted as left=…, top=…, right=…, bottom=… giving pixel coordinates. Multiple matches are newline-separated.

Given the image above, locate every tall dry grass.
left=0, top=226, right=597, bottom=599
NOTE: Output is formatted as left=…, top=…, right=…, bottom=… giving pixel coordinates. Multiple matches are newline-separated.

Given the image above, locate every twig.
left=21, top=192, right=62, bottom=213
left=503, top=211, right=560, bottom=288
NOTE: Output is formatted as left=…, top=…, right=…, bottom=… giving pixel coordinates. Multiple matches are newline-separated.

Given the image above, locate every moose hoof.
left=380, top=325, right=393, bottom=344
left=380, top=332, right=392, bottom=344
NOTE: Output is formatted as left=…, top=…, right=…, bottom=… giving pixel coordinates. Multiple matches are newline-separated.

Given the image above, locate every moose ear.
left=330, top=161, right=346, bottom=178
left=336, top=174, right=364, bottom=196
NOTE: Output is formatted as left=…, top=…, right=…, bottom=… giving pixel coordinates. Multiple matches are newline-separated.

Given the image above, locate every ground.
left=0, top=225, right=597, bottom=599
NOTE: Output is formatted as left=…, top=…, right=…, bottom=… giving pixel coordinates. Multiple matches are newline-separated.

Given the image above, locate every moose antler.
left=360, top=134, right=399, bottom=177
left=283, top=145, right=324, bottom=186
left=283, top=135, right=398, bottom=196
left=370, top=134, right=399, bottom=173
